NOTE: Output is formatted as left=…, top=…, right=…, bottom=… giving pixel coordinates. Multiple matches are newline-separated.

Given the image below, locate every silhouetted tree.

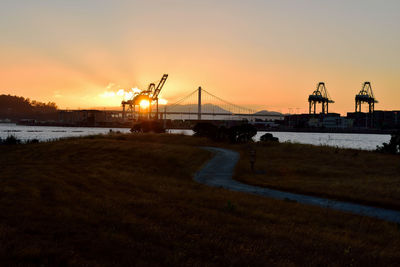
left=131, top=121, right=165, bottom=133
left=0, top=135, right=21, bottom=145
left=260, top=133, right=279, bottom=142
left=0, top=94, right=58, bottom=120
left=193, top=123, right=218, bottom=138
left=376, top=131, right=400, bottom=154
left=227, top=124, right=257, bottom=143
left=193, top=122, right=257, bottom=143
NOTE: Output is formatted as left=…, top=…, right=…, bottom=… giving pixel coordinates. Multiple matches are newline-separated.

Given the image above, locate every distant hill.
left=165, top=105, right=284, bottom=120
left=166, top=104, right=231, bottom=114
left=254, top=110, right=283, bottom=116
left=0, top=94, right=58, bottom=121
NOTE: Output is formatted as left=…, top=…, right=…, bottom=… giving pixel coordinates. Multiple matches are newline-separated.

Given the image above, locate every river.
left=0, top=124, right=391, bottom=151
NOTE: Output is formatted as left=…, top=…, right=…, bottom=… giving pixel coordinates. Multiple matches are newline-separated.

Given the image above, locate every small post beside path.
left=249, top=148, right=256, bottom=173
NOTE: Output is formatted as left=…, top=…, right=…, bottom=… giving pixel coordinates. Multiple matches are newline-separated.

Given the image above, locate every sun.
left=139, top=99, right=150, bottom=109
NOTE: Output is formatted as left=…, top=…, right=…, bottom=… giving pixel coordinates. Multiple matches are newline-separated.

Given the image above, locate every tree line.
left=0, top=94, right=58, bottom=121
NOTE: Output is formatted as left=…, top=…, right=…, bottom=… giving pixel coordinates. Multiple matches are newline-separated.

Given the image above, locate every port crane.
left=355, top=82, right=378, bottom=113
left=121, top=74, right=168, bottom=121
left=308, top=82, right=334, bottom=114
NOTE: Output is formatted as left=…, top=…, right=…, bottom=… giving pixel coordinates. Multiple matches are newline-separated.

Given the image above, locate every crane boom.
left=147, top=83, right=156, bottom=94
left=152, top=74, right=168, bottom=100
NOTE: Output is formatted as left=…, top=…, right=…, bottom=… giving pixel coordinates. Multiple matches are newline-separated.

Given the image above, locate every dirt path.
left=194, top=147, right=400, bottom=223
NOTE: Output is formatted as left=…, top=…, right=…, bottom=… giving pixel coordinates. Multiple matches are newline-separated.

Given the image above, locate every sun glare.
left=158, top=98, right=168, bottom=105
left=139, top=99, right=150, bottom=109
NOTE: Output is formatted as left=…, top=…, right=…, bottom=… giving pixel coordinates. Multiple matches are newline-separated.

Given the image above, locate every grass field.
left=1, top=133, right=400, bottom=266
left=235, top=141, right=400, bottom=210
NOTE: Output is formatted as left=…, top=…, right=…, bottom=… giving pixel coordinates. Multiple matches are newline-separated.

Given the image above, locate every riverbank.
left=14, top=119, right=399, bottom=134
left=0, top=123, right=391, bottom=150
left=1, top=134, right=399, bottom=265
left=262, top=127, right=396, bottom=135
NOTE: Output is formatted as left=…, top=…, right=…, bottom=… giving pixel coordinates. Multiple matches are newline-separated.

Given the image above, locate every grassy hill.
left=0, top=134, right=399, bottom=265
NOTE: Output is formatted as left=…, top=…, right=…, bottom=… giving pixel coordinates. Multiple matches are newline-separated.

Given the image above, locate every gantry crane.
left=355, top=82, right=378, bottom=113
left=308, top=82, right=334, bottom=114
left=121, top=74, right=168, bottom=121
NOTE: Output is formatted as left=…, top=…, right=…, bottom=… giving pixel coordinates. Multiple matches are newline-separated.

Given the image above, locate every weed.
left=284, top=197, right=298, bottom=203
left=225, top=200, right=236, bottom=212
left=25, top=139, right=39, bottom=144
left=116, top=135, right=127, bottom=140
left=1, top=135, right=21, bottom=145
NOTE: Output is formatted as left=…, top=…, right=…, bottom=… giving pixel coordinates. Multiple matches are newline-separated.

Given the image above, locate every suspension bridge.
left=127, top=87, right=284, bottom=121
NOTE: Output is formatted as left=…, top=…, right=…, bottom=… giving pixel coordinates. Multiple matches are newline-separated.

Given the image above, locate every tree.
left=376, top=131, right=400, bottom=154
left=131, top=121, right=165, bottom=133
left=193, top=123, right=257, bottom=143
left=193, top=123, right=218, bottom=138
left=227, top=124, right=257, bottom=143
left=260, top=133, right=279, bottom=142
left=0, top=94, right=58, bottom=120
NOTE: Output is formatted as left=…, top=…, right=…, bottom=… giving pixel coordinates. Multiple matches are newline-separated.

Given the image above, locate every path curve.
left=194, top=147, right=400, bottom=223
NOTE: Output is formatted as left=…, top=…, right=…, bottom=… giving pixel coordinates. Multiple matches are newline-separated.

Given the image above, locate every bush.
left=131, top=121, right=165, bottom=133
left=1, top=135, right=21, bottom=145
left=260, top=133, right=279, bottom=142
left=25, top=139, right=39, bottom=144
left=193, top=123, right=218, bottom=138
left=376, top=132, right=400, bottom=154
left=227, top=124, right=257, bottom=143
left=193, top=123, right=257, bottom=143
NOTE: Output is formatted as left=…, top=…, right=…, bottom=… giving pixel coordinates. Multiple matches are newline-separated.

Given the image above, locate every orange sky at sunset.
left=1, top=1, right=399, bottom=115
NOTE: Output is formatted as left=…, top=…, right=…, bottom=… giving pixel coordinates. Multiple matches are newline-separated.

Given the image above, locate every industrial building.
left=58, top=110, right=124, bottom=127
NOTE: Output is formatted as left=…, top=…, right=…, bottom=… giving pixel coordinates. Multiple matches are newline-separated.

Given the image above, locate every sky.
left=0, top=0, right=399, bottom=114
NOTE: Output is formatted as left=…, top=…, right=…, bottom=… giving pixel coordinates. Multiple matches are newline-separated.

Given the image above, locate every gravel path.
left=194, top=147, right=400, bottom=223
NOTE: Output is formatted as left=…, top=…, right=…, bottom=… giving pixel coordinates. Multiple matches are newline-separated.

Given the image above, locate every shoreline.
left=1, top=124, right=391, bottom=151
left=8, top=121, right=397, bottom=135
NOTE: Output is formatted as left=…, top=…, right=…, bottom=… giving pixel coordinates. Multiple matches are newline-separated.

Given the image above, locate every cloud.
left=132, top=87, right=141, bottom=94
left=106, top=83, right=115, bottom=90
left=116, top=89, right=124, bottom=96
left=99, top=85, right=143, bottom=101
left=158, top=98, right=168, bottom=105
left=99, top=91, right=116, bottom=98
left=54, top=91, right=63, bottom=98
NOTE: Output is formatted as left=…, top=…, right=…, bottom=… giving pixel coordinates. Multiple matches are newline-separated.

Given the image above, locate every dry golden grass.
left=0, top=133, right=399, bottom=266
left=235, top=141, right=400, bottom=210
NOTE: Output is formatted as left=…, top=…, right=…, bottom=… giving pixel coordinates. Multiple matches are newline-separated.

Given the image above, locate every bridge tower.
left=198, top=87, right=202, bottom=120
left=308, top=82, right=334, bottom=114
left=355, top=82, right=378, bottom=113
